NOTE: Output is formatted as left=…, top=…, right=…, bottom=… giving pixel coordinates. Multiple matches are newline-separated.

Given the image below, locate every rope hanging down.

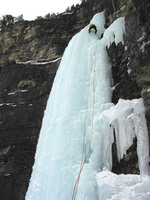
left=72, top=35, right=97, bottom=200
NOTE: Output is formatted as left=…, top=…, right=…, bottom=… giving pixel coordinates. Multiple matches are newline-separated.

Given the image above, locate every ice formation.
left=26, top=12, right=150, bottom=200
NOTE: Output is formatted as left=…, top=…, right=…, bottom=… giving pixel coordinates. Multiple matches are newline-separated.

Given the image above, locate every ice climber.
left=88, top=24, right=97, bottom=34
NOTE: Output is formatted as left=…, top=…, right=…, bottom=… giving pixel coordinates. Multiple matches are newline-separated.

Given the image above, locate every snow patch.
left=127, top=67, right=131, bottom=74
left=20, top=90, right=28, bottom=93
left=8, top=91, right=18, bottom=95
left=0, top=103, right=17, bottom=107
left=17, top=57, right=62, bottom=65
left=97, top=170, right=150, bottom=200
left=62, top=12, right=73, bottom=15
left=140, top=41, right=150, bottom=53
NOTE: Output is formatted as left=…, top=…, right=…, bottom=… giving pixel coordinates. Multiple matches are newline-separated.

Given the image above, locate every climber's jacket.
left=88, top=24, right=97, bottom=34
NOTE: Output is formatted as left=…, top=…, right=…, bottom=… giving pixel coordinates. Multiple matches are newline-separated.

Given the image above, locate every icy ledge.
left=102, top=17, right=125, bottom=47
left=97, top=170, right=150, bottom=200
left=95, top=98, right=150, bottom=199
left=99, top=98, right=150, bottom=176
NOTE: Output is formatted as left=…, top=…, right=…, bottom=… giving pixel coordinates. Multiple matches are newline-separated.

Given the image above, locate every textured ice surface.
left=103, top=17, right=125, bottom=48
left=97, top=170, right=150, bottom=200
left=99, top=98, right=150, bottom=175
left=26, top=12, right=150, bottom=200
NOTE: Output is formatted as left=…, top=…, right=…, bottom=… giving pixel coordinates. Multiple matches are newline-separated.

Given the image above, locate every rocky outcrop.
left=0, top=0, right=150, bottom=199
left=107, top=0, right=150, bottom=174
left=0, top=1, right=99, bottom=65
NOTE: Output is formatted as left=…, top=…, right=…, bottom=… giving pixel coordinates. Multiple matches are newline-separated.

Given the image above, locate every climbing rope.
left=112, top=0, right=115, bottom=12
left=72, top=34, right=97, bottom=200
left=81, top=35, right=93, bottom=165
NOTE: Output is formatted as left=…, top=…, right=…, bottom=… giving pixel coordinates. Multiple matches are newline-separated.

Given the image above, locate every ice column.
left=26, top=12, right=112, bottom=200
left=26, top=11, right=150, bottom=200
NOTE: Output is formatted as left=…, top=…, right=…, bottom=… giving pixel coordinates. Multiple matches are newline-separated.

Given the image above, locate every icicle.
left=102, top=17, right=125, bottom=48
left=103, top=124, right=114, bottom=170
left=132, top=99, right=150, bottom=176
left=101, top=98, right=150, bottom=176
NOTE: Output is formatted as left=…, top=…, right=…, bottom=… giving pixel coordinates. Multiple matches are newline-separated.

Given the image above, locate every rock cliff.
left=0, top=0, right=150, bottom=199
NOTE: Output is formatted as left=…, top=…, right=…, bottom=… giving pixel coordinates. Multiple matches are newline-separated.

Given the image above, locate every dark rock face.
left=107, top=0, right=150, bottom=174
left=112, top=138, right=139, bottom=174
left=0, top=0, right=150, bottom=199
left=0, top=61, right=59, bottom=200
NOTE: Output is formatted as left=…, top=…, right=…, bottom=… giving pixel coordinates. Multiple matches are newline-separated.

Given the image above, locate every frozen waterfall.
left=26, top=12, right=150, bottom=200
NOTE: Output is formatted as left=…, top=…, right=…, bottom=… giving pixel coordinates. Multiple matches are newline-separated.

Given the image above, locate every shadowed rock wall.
left=0, top=61, right=59, bottom=200
left=107, top=0, right=150, bottom=174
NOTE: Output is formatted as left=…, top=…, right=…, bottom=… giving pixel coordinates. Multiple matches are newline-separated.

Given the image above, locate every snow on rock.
left=17, top=57, right=62, bottom=65
left=102, top=17, right=125, bottom=48
left=62, top=12, right=73, bottom=15
left=140, top=41, right=150, bottom=53
left=8, top=91, right=18, bottom=95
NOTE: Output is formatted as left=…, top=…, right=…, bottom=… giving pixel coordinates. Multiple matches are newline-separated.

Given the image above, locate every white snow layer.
left=16, top=57, right=62, bottom=65
left=103, top=17, right=125, bottom=48
left=25, top=12, right=150, bottom=200
left=97, top=170, right=150, bottom=200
